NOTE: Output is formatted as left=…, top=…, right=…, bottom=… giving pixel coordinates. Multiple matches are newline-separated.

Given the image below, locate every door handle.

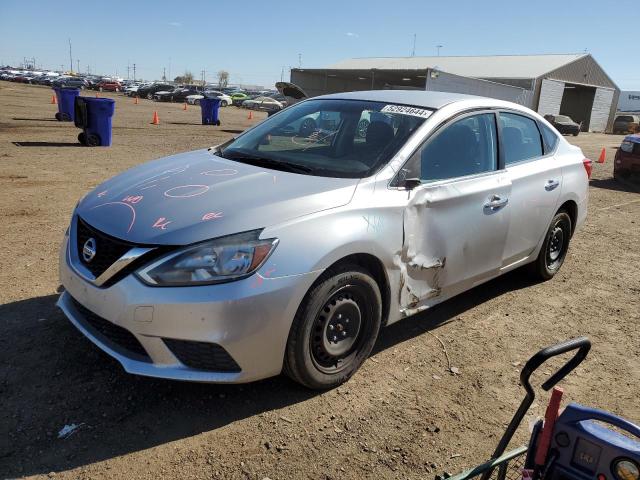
left=484, top=194, right=509, bottom=210
left=545, top=179, right=560, bottom=191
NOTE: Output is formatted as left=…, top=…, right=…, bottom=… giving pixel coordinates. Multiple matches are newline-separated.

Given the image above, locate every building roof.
left=317, top=89, right=501, bottom=109
left=327, top=54, right=588, bottom=79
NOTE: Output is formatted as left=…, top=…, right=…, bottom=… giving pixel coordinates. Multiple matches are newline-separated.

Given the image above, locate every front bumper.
left=57, top=234, right=320, bottom=383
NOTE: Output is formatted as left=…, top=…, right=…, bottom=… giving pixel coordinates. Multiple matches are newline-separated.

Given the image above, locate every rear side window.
left=540, top=122, right=559, bottom=153
left=500, top=113, right=544, bottom=165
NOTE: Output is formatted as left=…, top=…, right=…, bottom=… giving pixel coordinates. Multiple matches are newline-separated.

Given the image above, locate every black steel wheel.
left=284, top=265, right=382, bottom=389
left=85, top=133, right=101, bottom=147
left=529, top=211, right=572, bottom=280
left=77, top=132, right=86, bottom=145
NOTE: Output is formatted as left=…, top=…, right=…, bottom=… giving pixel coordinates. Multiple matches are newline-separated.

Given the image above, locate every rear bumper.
left=57, top=233, right=320, bottom=383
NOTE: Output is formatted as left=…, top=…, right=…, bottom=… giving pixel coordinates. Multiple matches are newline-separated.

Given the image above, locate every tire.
left=85, top=133, right=101, bottom=147
left=220, top=100, right=228, bottom=107
left=357, top=119, right=370, bottom=138
left=195, top=99, right=200, bottom=106
left=284, top=265, right=382, bottom=389
left=78, top=132, right=86, bottom=145
left=529, top=211, right=572, bottom=281
left=146, top=93, right=153, bottom=100
left=573, top=132, right=579, bottom=136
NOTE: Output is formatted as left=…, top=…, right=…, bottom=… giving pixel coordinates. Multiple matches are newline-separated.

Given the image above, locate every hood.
left=76, top=149, right=358, bottom=245
left=276, top=81, right=308, bottom=106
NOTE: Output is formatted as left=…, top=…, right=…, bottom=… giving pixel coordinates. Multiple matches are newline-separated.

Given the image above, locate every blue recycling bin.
left=74, top=97, right=115, bottom=147
left=200, top=97, right=221, bottom=125
left=53, top=87, right=80, bottom=122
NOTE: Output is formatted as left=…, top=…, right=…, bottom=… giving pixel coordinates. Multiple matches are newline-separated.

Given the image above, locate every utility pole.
left=132, top=63, right=136, bottom=81
left=127, top=61, right=130, bottom=80
left=201, top=69, right=205, bottom=85
left=436, top=44, right=443, bottom=56
left=281, top=66, right=285, bottom=82
left=168, top=57, right=171, bottom=81
left=162, top=67, right=166, bottom=82
left=68, top=38, right=73, bottom=72
left=412, top=34, right=416, bottom=57
left=76, top=59, right=80, bottom=73
left=60, top=64, right=64, bottom=73
left=298, top=53, right=302, bottom=68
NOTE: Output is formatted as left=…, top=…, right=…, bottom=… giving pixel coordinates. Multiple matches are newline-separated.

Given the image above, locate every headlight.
left=136, top=230, right=278, bottom=286
left=620, top=141, right=634, bottom=153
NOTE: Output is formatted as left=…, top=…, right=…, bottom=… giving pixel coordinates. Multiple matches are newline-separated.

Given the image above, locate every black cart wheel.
left=284, top=265, right=382, bottom=389
left=85, top=133, right=101, bottom=147
left=60, top=112, right=71, bottom=121
left=215, top=120, right=221, bottom=126
left=529, top=211, right=572, bottom=281
left=55, top=112, right=62, bottom=121
left=78, top=132, right=86, bottom=145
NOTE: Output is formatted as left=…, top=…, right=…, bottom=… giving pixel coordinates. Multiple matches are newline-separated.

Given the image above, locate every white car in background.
left=242, top=96, right=284, bottom=111
left=186, top=90, right=232, bottom=106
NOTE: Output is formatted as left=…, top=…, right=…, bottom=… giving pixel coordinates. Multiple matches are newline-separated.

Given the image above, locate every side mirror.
left=402, top=178, right=422, bottom=190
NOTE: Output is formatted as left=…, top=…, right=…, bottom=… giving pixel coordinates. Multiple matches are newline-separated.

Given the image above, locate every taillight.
left=583, top=158, right=593, bottom=179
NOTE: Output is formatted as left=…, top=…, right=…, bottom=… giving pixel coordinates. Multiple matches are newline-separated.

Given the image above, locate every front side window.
left=401, top=113, right=498, bottom=183
left=220, top=99, right=428, bottom=178
left=500, top=112, right=544, bottom=165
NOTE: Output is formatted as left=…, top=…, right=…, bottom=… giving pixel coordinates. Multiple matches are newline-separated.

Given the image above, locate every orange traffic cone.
left=248, top=110, right=253, bottom=120
left=50, top=94, right=57, bottom=104
left=151, top=111, right=160, bottom=125
left=183, top=102, right=187, bottom=111
left=134, top=96, right=139, bottom=105
left=597, top=147, right=606, bottom=164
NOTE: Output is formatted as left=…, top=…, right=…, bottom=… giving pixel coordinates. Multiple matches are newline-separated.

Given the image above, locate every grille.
left=163, top=339, right=241, bottom=372
left=76, top=217, right=133, bottom=278
left=70, top=296, right=150, bottom=361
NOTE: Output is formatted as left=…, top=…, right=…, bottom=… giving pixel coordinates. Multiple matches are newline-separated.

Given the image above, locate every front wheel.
left=529, top=211, right=572, bottom=281
left=284, top=265, right=382, bottom=389
left=220, top=100, right=228, bottom=107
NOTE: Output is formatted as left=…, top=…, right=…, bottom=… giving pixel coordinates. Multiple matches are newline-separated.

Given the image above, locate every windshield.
left=219, top=99, right=429, bottom=178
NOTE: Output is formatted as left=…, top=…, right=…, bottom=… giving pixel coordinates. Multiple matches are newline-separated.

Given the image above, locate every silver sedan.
left=57, top=90, right=590, bottom=389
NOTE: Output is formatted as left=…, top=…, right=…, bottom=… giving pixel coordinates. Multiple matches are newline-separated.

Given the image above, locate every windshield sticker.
left=381, top=105, right=433, bottom=119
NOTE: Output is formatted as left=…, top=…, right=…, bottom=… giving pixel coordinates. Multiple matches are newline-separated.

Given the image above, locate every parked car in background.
left=544, top=114, right=581, bottom=136
left=137, top=83, right=175, bottom=99
left=186, top=90, right=232, bottom=106
left=614, top=133, right=640, bottom=180
left=242, top=96, right=283, bottom=111
left=97, top=80, right=122, bottom=92
left=155, top=86, right=204, bottom=102
left=231, top=92, right=250, bottom=106
left=613, top=115, right=640, bottom=135
left=57, top=91, right=589, bottom=389
left=53, top=77, right=88, bottom=89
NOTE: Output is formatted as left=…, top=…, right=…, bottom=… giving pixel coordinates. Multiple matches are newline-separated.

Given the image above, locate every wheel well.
left=558, top=200, right=578, bottom=236
left=323, top=254, right=391, bottom=327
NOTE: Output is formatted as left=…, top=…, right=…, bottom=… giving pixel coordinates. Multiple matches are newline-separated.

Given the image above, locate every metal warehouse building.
left=291, top=54, right=620, bottom=132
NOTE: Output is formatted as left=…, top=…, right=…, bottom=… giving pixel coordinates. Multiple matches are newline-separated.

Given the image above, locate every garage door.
left=537, top=79, right=565, bottom=116
left=589, top=87, right=615, bottom=133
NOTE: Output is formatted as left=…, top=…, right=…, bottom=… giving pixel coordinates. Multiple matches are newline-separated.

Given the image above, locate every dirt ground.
left=0, top=82, right=638, bottom=480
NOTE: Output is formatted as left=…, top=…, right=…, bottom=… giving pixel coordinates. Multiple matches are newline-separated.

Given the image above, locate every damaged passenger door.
left=396, top=111, right=511, bottom=313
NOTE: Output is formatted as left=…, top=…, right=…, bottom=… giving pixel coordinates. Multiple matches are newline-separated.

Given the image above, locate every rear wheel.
left=529, top=211, right=572, bottom=281
left=221, top=100, right=228, bottom=107
left=284, top=265, right=382, bottom=389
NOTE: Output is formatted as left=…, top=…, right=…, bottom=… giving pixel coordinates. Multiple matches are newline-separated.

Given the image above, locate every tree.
left=174, top=71, right=194, bottom=85
left=217, top=70, right=229, bottom=88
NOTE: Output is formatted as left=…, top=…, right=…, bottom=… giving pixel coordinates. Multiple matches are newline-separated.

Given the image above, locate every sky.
left=0, top=0, right=638, bottom=90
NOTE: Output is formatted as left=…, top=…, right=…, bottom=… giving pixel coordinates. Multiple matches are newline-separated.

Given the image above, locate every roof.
left=327, top=54, right=588, bottom=79
left=317, top=90, right=492, bottom=109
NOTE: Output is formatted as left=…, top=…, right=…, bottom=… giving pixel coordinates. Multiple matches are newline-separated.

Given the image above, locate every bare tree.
left=182, top=70, right=194, bottom=85
left=217, top=70, right=229, bottom=88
